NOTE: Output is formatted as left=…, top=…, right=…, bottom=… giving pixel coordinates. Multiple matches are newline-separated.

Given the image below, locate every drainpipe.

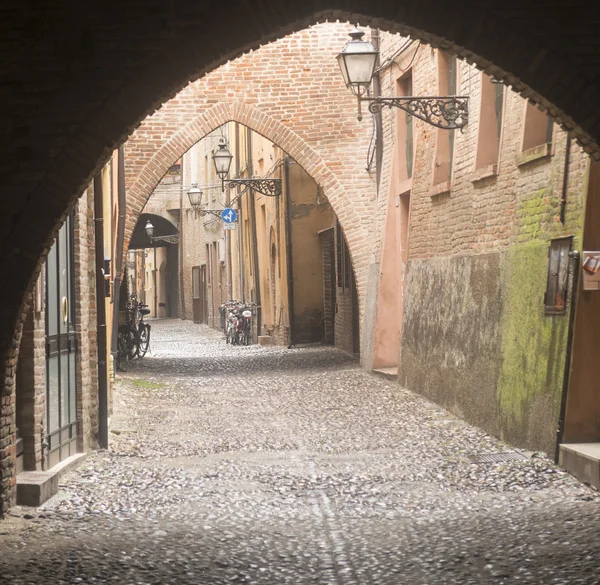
left=153, top=247, right=158, bottom=317
left=284, top=155, right=295, bottom=347
left=559, top=133, right=572, bottom=225
left=236, top=124, right=245, bottom=302
left=554, top=248, right=580, bottom=463
left=371, top=29, right=384, bottom=184
left=247, top=127, right=262, bottom=338
left=93, top=173, right=109, bottom=449
left=111, top=146, right=126, bottom=358
left=179, top=157, right=186, bottom=319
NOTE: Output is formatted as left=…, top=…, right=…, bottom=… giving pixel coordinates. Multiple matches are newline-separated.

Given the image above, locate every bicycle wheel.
left=116, top=333, right=129, bottom=372
left=138, top=324, right=150, bottom=358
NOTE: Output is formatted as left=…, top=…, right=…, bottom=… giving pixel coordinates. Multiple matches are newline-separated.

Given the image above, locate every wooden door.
left=200, top=265, right=208, bottom=324
left=192, top=266, right=201, bottom=324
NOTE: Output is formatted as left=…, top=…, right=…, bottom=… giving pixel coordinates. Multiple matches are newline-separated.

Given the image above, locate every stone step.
left=559, top=443, right=600, bottom=490
left=372, top=366, right=398, bottom=381
left=16, top=453, right=87, bottom=507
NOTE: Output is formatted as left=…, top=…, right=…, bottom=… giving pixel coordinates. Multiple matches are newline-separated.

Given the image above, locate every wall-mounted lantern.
left=337, top=27, right=469, bottom=129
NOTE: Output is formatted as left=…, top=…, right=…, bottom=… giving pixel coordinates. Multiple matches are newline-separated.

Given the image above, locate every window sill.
left=471, top=164, right=498, bottom=184
left=429, top=180, right=452, bottom=198
left=396, top=178, right=412, bottom=197
left=517, top=142, right=552, bottom=167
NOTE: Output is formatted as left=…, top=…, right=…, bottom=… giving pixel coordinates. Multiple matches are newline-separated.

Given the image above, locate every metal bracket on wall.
left=363, top=96, right=469, bottom=130
left=228, top=178, right=282, bottom=197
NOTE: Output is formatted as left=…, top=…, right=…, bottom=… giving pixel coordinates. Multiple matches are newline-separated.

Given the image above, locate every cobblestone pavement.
left=1, top=319, right=600, bottom=584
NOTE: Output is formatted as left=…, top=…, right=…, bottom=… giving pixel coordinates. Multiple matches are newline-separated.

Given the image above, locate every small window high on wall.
left=475, top=75, right=504, bottom=172
left=522, top=101, right=554, bottom=153
left=336, top=222, right=351, bottom=291
left=432, top=52, right=457, bottom=190
left=396, top=71, right=414, bottom=182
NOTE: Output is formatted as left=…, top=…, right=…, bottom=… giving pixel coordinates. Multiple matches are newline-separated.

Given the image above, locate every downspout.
left=560, top=133, right=572, bottom=225
left=247, top=127, right=262, bottom=337
left=111, top=146, right=126, bottom=358
left=93, top=173, right=109, bottom=449
left=153, top=247, right=158, bottom=317
left=284, top=155, right=295, bottom=347
left=179, top=157, right=186, bottom=318
left=555, top=248, right=580, bottom=463
left=236, top=124, right=245, bottom=302
left=371, top=29, right=384, bottom=185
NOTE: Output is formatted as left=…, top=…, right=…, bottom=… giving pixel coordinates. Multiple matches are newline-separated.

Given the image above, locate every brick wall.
left=74, top=190, right=99, bottom=452
left=321, top=230, right=335, bottom=345
left=15, top=298, right=45, bottom=472
left=374, top=35, right=590, bottom=455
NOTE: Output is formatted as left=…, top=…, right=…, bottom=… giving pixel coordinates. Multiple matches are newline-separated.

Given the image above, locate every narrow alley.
left=1, top=320, right=599, bottom=584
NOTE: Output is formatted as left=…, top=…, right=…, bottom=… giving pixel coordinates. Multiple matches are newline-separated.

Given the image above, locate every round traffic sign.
left=221, top=208, right=237, bottom=223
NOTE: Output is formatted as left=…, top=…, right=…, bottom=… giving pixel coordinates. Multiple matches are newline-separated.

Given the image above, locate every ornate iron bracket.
left=191, top=207, right=224, bottom=219
left=228, top=178, right=282, bottom=197
left=150, top=233, right=180, bottom=245
left=363, top=96, right=469, bottom=130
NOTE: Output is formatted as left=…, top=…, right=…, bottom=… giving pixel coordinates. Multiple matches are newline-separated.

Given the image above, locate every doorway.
left=45, top=216, right=79, bottom=469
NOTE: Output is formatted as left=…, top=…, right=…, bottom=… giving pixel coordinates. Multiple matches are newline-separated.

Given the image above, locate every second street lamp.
left=187, top=183, right=225, bottom=218
left=212, top=138, right=282, bottom=197
left=337, top=27, right=469, bottom=129
left=144, top=219, right=180, bottom=244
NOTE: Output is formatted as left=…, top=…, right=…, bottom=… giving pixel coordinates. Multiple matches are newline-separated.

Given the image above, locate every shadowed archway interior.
left=3, top=0, right=600, bottom=514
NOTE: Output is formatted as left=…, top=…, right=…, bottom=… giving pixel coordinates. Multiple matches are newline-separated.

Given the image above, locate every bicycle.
left=136, top=301, right=151, bottom=357
left=115, top=331, right=129, bottom=372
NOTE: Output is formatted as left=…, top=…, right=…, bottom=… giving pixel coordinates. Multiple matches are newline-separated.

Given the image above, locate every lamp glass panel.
left=343, top=52, right=378, bottom=85
left=213, top=149, right=233, bottom=178
left=145, top=221, right=154, bottom=237
left=336, top=53, right=350, bottom=87
left=188, top=186, right=202, bottom=206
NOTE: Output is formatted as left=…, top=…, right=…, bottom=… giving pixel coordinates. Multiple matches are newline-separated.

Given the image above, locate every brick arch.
left=4, top=0, right=600, bottom=513
left=126, top=101, right=369, bottom=282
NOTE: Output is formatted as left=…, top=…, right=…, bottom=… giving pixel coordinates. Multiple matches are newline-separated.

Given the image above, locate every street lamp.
left=213, top=137, right=234, bottom=189
left=337, top=28, right=469, bottom=129
left=212, top=138, right=282, bottom=197
left=144, top=219, right=180, bottom=244
left=187, top=183, right=226, bottom=218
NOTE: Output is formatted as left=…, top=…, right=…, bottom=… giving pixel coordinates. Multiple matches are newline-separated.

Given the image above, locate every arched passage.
left=126, top=101, right=369, bottom=302
left=3, top=0, right=600, bottom=514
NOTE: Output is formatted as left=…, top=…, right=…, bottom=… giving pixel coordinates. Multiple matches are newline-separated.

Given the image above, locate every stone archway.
left=4, top=0, right=600, bottom=515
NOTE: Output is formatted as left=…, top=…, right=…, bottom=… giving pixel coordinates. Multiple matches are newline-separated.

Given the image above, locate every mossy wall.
left=497, top=243, right=568, bottom=453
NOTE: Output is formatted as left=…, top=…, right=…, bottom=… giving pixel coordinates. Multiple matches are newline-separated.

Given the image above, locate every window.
left=206, top=244, right=211, bottom=283
left=522, top=101, right=554, bottom=153
left=544, top=237, right=572, bottom=315
left=168, top=160, right=181, bottom=175
left=475, top=74, right=504, bottom=171
left=335, top=221, right=352, bottom=291
left=192, top=266, right=200, bottom=299
left=396, top=72, right=414, bottom=181
left=432, top=52, right=457, bottom=187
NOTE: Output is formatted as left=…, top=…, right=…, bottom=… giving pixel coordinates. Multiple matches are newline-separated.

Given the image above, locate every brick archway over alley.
left=125, top=23, right=375, bottom=308
left=3, top=0, right=600, bottom=514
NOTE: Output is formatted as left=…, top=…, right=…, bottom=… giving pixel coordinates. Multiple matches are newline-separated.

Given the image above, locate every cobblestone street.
left=1, top=319, right=600, bottom=584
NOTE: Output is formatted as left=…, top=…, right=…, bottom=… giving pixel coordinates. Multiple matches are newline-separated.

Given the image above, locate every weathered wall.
left=289, top=164, right=335, bottom=344
left=382, top=37, right=590, bottom=455
left=565, top=160, right=600, bottom=443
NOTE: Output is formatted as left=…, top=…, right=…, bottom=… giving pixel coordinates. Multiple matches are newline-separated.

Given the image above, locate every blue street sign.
left=221, top=208, right=237, bottom=224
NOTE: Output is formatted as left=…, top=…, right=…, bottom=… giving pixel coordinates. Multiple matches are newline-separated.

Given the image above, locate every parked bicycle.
left=116, top=296, right=151, bottom=370
left=221, top=301, right=257, bottom=346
